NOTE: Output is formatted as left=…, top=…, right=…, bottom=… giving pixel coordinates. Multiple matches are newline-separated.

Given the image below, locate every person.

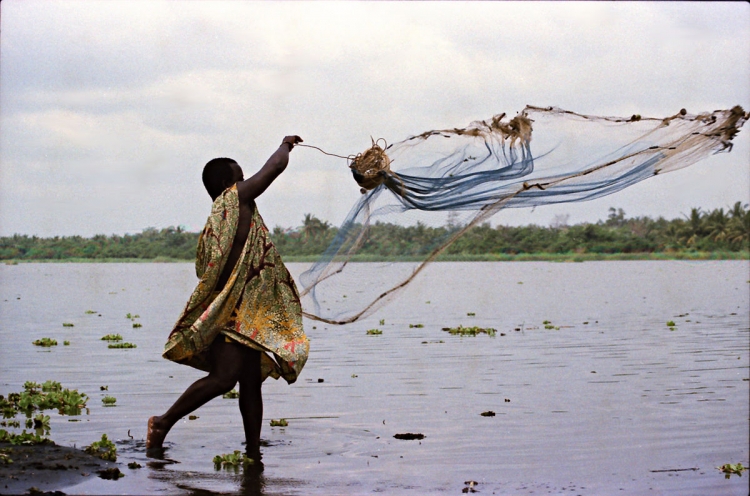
left=147, top=135, right=309, bottom=461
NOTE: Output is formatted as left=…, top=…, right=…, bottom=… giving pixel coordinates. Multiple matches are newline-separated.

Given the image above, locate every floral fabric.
left=163, top=185, right=308, bottom=384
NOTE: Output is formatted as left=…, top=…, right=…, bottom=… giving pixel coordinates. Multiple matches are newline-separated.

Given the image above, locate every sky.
left=1, top=1, right=748, bottom=237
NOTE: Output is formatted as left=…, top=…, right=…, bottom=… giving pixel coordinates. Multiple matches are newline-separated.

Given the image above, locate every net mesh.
left=298, top=105, right=748, bottom=324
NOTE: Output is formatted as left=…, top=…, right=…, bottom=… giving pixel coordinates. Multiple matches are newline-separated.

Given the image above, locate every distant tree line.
left=1, top=203, right=748, bottom=261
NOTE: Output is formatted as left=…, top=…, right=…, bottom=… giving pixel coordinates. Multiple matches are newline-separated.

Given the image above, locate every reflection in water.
left=0, top=262, right=747, bottom=495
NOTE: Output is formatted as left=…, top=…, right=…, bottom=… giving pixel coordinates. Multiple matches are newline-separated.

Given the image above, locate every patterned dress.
left=162, top=185, right=308, bottom=384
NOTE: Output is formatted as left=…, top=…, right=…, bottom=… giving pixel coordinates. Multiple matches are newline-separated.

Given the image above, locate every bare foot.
left=146, top=416, right=168, bottom=449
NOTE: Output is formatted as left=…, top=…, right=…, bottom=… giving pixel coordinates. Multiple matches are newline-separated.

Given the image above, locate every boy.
left=147, top=135, right=309, bottom=461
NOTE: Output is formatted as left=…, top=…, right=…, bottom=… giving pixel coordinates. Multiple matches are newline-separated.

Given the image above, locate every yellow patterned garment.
left=163, top=185, right=308, bottom=384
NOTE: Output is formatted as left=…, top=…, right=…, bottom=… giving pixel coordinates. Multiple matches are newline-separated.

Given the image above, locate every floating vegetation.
left=442, top=326, right=497, bottom=337
left=421, top=340, right=445, bottom=344
left=351, top=374, right=358, bottom=378
left=63, top=340, right=70, bottom=346
left=1, top=382, right=88, bottom=417
left=379, top=319, right=385, bottom=325
left=85, top=310, right=97, bottom=314
left=666, top=320, right=676, bottom=327
left=480, top=411, right=496, bottom=417
left=128, top=462, right=142, bottom=469
left=222, top=389, right=239, bottom=399
left=132, top=323, right=142, bottom=328
left=125, top=313, right=140, bottom=320
left=32, top=414, right=50, bottom=431
left=213, top=450, right=257, bottom=470
left=108, top=342, right=136, bottom=349
left=100, top=386, right=108, bottom=391
left=393, top=433, right=425, bottom=440
left=409, top=324, right=424, bottom=328
left=0, top=429, right=52, bottom=446
left=100, top=334, right=122, bottom=341
left=718, top=463, right=745, bottom=479
left=270, top=418, right=288, bottom=427
left=101, top=396, right=117, bottom=406
left=32, top=338, right=57, bottom=347
left=0, top=450, right=12, bottom=465
left=466, top=312, right=476, bottom=316
left=84, top=433, right=117, bottom=461
left=366, top=329, right=382, bottom=335
left=188, top=415, right=198, bottom=420
left=62, top=323, right=74, bottom=327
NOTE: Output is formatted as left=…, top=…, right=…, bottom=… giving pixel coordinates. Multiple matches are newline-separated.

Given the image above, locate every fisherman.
left=147, top=135, right=309, bottom=462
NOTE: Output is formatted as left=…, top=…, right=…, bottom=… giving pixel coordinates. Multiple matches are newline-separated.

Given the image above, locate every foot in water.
left=146, top=416, right=169, bottom=450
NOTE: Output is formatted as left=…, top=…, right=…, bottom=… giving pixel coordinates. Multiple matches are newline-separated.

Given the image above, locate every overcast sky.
left=1, top=1, right=748, bottom=237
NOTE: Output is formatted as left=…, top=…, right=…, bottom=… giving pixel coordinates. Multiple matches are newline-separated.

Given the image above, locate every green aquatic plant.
left=442, top=325, right=497, bottom=337
left=42, top=381, right=61, bottom=392
left=213, top=450, right=256, bottom=470
left=270, top=418, right=288, bottom=427
left=467, top=312, right=476, bottom=316
left=100, top=334, right=123, bottom=341
left=63, top=340, right=70, bottom=346
left=409, top=324, right=424, bottom=328
left=128, top=462, right=142, bottom=469
left=85, top=310, right=97, bottom=314
left=0, top=428, right=52, bottom=445
left=108, top=342, right=136, bottom=349
left=222, top=389, right=239, bottom=399
left=101, top=396, right=117, bottom=406
left=32, top=338, right=58, bottom=347
left=0, top=420, right=20, bottom=428
left=718, top=463, right=745, bottom=479
left=62, top=323, right=74, bottom=327
left=666, top=320, right=676, bottom=327
left=32, top=414, right=50, bottom=431
left=379, top=319, right=385, bottom=325
left=24, top=382, right=41, bottom=392
left=0, top=450, right=12, bottom=465
left=84, top=433, right=117, bottom=461
left=366, top=329, right=383, bottom=335
left=132, top=323, right=142, bottom=328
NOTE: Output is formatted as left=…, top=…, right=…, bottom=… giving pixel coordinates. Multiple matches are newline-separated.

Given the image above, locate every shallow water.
left=0, top=261, right=748, bottom=495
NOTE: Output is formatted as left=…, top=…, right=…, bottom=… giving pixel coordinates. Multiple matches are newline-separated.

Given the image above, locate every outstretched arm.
left=236, top=135, right=303, bottom=203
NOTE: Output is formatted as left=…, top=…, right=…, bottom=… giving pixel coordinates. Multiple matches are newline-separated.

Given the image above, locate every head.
left=202, top=158, right=244, bottom=200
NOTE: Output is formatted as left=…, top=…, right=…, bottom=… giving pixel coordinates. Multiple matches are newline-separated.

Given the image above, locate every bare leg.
left=239, top=348, right=263, bottom=455
left=148, top=338, right=245, bottom=449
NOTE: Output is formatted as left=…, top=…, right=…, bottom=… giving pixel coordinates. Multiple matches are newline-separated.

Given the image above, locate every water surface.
left=0, top=261, right=747, bottom=495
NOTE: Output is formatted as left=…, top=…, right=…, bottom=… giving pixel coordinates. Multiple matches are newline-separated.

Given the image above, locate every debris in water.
left=101, top=396, right=116, bottom=406
left=366, top=329, right=383, bottom=335
left=108, top=343, right=136, bottom=349
left=393, top=433, right=425, bottom=440
left=98, top=467, right=124, bottom=480
left=270, top=419, right=288, bottom=427
left=100, top=334, right=123, bottom=342
left=480, top=411, right=496, bottom=417
left=718, top=463, right=745, bottom=479
left=222, top=389, right=239, bottom=399
left=62, top=323, right=74, bottom=327
left=32, top=338, right=57, bottom=347
left=84, top=434, right=117, bottom=462
left=442, top=326, right=496, bottom=337
left=127, top=462, right=142, bottom=469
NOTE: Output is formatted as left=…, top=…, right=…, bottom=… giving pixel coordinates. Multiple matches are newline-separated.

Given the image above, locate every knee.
left=209, top=374, right=238, bottom=395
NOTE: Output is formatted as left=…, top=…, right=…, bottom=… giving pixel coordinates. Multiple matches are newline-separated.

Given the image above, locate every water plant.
left=102, top=396, right=117, bottom=406
left=222, top=389, right=239, bottom=399
left=467, top=312, right=476, bottom=316
left=409, top=324, right=424, bottom=328
left=84, top=433, right=117, bottom=461
left=270, top=418, right=288, bottom=427
left=32, top=338, right=58, bottom=347
left=718, top=463, right=745, bottom=479
left=379, top=319, right=385, bottom=325
left=98, top=467, right=125, bottom=479
left=42, top=381, right=61, bottom=392
left=85, top=310, right=97, bottom=314
left=666, top=320, right=676, bottom=327
left=132, top=323, right=142, bottom=328
left=108, top=342, right=136, bottom=349
left=62, top=323, right=74, bottom=327
left=63, top=340, right=70, bottom=346
left=100, top=334, right=123, bottom=341
left=0, top=429, right=52, bottom=445
left=213, top=450, right=256, bottom=470
left=442, top=326, right=497, bottom=337
left=393, top=433, right=425, bottom=440
left=366, top=329, right=382, bottom=335
left=128, top=462, right=142, bottom=469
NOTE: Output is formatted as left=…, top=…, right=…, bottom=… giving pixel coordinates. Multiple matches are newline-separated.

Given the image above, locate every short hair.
left=202, top=157, right=237, bottom=200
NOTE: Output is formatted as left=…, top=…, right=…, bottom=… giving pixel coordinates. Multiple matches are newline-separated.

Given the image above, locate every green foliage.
left=32, top=338, right=57, bottom=347
left=85, top=310, right=97, bottom=314
left=132, top=323, right=142, bottom=328
left=63, top=340, right=70, bottom=345
left=1, top=204, right=748, bottom=261
left=0, top=428, right=52, bottom=445
left=442, top=325, right=497, bottom=337
left=366, top=329, right=383, bottom=335
left=84, top=434, right=117, bottom=461
left=222, top=389, right=239, bottom=399
left=666, top=320, right=676, bottom=327
left=213, top=450, right=257, bottom=470
left=101, top=334, right=123, bottom=341
left=107, top=342, right=136, bottom=349
left=718, top=463, right=745, bottom=479
left=101, top=396, right=117, bottom=406
left=62, top=322, right=74, bottom=327
left=409, top=324, right=424, bottom=328
left=270, top=418, right=288, bottom=427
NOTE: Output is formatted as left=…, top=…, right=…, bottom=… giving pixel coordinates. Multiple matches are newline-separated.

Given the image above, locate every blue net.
left=298, top=105, right=748, bottom=324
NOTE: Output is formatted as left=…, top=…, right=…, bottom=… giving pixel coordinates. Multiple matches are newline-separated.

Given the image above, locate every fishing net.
left=298, top=105, right=748, bottom=324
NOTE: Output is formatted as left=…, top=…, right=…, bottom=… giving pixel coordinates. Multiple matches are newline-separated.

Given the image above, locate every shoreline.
left=2, top=251, right=748, bottom=264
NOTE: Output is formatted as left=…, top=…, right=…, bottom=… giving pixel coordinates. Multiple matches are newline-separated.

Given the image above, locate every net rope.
left=296, top=105, right=748, bottom=324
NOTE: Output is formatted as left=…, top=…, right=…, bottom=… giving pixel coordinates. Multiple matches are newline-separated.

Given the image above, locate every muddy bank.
left=0, top=442, right=117, bottom=495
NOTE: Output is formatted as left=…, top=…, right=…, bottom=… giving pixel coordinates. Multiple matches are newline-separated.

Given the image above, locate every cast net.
left=297, top=105, right=748, bottom=324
